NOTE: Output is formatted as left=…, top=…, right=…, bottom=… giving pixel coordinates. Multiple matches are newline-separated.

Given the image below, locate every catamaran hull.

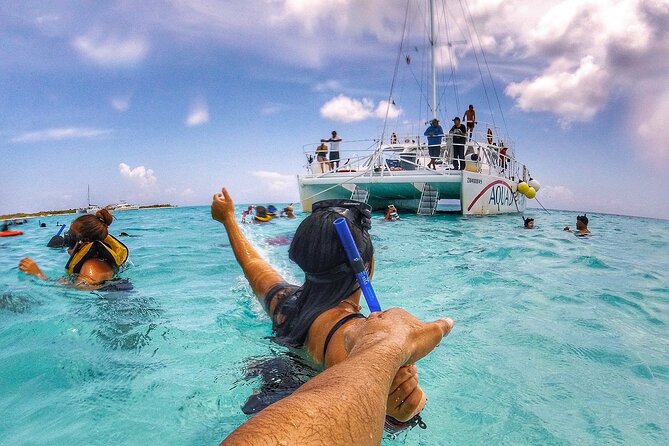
left=298, top=171, right=525, bottom=215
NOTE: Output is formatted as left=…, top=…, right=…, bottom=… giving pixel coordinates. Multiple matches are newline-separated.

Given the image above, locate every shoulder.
left=78, top=258, right=115, bottom=284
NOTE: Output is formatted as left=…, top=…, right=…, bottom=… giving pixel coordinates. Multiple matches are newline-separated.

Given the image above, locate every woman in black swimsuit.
left=211, top=187, right=428, bottom=428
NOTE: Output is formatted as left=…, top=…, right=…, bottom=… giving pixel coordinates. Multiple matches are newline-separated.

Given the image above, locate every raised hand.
left=211, top=187, right=236, bottom=224
left=19, top=257, right=47, bottom=280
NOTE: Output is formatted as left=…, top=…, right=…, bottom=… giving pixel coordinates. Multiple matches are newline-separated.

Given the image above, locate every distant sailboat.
left=77, top=185, right=101, bottom=214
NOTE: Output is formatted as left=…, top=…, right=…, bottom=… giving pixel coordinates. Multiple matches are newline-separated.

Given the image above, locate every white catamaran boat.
left=298, top=0, right=540, bottom=215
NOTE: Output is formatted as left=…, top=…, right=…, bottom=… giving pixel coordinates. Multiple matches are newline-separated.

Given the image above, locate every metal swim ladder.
left=350, top=186, right=369, bottom=203
left=417, top=184, right=439, bottom=215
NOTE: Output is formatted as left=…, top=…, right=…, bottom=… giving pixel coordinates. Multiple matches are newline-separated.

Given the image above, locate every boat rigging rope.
left=458, top=0, right=509, bottom=140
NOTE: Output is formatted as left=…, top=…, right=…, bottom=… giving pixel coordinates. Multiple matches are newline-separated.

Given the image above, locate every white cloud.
left=186, top=98, right=210, bottom=126
left=252, top=171, right=296, bottom=195
left=633, top=91, right=669, bottom=163
left=180, top=188, right=195, bottom=198
left=119, top=163, right=157, bottom=189
left=72, top=35, right=149, bottom=67
left=505, top=56, right=609, bottom=124
left=111, top=96, right=131, bottom=112
left=320, top=94, right=402, bottom=123
left=11, top=127, right=111, bottom=143
left=540, top=185, right=575, bottom=202
left=313, top=80, right=343, bottom=92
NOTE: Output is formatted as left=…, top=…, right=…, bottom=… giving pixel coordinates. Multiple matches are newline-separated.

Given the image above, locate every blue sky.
left=1, top=0, right=668, bottom=219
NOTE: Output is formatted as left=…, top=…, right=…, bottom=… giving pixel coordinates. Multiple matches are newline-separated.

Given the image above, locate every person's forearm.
left=219, top=213, right=282, bottom=296
left=222, top=343, right=404, bottom=446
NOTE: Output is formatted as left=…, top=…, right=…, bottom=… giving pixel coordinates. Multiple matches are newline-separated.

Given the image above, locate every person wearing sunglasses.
left=212, top=187, right=449, bottom=432
left=19, top=209, right=128, bottom=288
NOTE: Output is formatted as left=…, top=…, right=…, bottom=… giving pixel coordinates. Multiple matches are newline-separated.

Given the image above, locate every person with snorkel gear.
left=212, top=187, right=451, bottom=432
left=18, top=209, right=128, bottom=288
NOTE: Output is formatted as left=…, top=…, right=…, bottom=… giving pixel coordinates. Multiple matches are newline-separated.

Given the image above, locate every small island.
left=0, top=204, right=176, bottom=220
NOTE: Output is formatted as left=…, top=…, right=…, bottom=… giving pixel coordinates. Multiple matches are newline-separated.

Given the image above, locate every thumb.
left=407, top=318, right=454, bottom=365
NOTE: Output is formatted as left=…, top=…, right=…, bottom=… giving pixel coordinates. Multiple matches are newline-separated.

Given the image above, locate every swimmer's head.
left=255, top=206, right=268, bottom=218
left=524, top=217, right=534, bottom=229
left=576, top=214, right=588, bottom=228
left=67, top=209, right=113, bottom=245
left=285, top=205, right=294, bottom=212
left=290, top=199, right=373, bottom=277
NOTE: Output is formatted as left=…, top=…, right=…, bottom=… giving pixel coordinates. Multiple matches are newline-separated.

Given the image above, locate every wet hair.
left=273, top=206, right=374, bottom=348
left=524, top=217, right=534, bottom=228
left=255, top=206, right=268, bottom=218
left=577, top=214, right=588, bottom=225
left=71, top=209, right=113, bottom=242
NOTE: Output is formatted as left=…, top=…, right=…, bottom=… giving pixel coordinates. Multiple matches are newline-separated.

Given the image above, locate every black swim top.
left=322, top=312, right=365, bottom=362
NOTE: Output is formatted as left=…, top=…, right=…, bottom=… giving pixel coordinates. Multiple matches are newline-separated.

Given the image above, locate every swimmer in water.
left=19, top=209, right=128, bottom=289
left=280, top=205, right=295, bottom=219
left=253, top=205, right=272, bottom=223
left=384, top=204, right=400, bottom=221
left=222, top=308, right=453, bottom=446
left=524, top=217, right=534, bottom=229
left=211, top=187, right=448, bottom=430
left=564, top=214, right=591, bottom=235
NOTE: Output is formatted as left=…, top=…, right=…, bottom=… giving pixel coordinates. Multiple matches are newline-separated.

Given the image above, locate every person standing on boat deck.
left=424, top=118, right=444, bottom=170
left=463, top=105, right=476, bottom=140
left=315, top=142, right=331, bottom=173
left=322, top=130, right=342, bottom=169
left=450, top=117, right=467, bottom=170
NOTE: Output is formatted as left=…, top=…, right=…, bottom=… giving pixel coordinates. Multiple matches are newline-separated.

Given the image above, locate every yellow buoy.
left=528, top=178, right=541, bottom=192
left=517, top=181, right=529, bottom=195
left=525, top=187, right=537, bottom=199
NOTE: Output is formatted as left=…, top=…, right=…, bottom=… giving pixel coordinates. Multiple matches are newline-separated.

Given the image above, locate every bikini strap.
left=322, top=313, right=366, bottom=362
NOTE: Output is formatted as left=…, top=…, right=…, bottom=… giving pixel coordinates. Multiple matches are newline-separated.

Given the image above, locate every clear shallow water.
left=1, top=206, right=668, bottom=445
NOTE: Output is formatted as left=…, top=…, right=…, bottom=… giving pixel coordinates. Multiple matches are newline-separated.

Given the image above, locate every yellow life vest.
left=254, top=215, right=272, bottom=222
left=65, top=234, right=128, bottom=275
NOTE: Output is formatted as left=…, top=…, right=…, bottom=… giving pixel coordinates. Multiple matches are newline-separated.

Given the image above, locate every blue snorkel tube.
left=333, top=217, right=381, bottom=313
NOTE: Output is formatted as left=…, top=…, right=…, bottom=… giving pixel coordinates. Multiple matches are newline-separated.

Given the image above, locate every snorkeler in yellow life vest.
left=65, top=234, right=128, bottom=275
left=19, top=209, right=128, bottom=287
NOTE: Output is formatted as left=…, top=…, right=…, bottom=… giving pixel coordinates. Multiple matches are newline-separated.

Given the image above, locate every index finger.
left=221, top=187, right=231, bottom=200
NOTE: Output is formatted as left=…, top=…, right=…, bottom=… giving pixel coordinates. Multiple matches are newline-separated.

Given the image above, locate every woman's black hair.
left=524, top=217, right=534, bottom=228
left=272, top=204, right=373, bottom=348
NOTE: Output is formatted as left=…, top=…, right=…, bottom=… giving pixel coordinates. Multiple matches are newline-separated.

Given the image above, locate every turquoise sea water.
left=1, top=206, right=668, bottom=445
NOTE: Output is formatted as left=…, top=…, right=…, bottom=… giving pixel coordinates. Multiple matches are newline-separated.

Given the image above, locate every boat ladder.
left=417, top=184, right=439, bottom=215
left=350, top=186, right=369, bottom=203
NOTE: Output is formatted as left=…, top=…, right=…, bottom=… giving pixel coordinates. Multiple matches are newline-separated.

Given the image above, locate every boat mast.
left=429, top=0, right=437, bottom=121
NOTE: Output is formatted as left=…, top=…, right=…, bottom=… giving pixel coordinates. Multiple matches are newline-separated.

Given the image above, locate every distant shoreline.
left=0, top=204, right=176, bottom=220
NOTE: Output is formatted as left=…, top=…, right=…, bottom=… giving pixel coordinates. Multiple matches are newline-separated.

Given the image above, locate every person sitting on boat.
left=280, top=205, right=295, bottom=219
left=321, top=130, right=342, bottom=169
left=315, top=142, right=331, bottom=173
left=524, top=217, right=535, bottom=229
left=423, top=118, right=444, bottom=170
left=463, top=104, right=476, bottom=140
left=384, top=204, right=400, bottom=221
left=18, top=209, right=128, bottom=288
left=253, top=205, right=272, bottom=223
left=211, top=187, right=437, bottom=430
left=564, top=214, right=591, bottom=235
left=450, top=117, right=467, bottom=170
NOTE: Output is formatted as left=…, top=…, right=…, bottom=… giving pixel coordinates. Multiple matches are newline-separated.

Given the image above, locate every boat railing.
left=302, top=132, right=525, bottom=181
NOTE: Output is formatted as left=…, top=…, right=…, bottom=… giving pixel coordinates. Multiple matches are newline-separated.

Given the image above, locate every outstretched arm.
left=211, top=187, right=284, bottom=304
left=18, top=258, right=47, bottom=280
left=222, top=308, right=453, bottom=446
